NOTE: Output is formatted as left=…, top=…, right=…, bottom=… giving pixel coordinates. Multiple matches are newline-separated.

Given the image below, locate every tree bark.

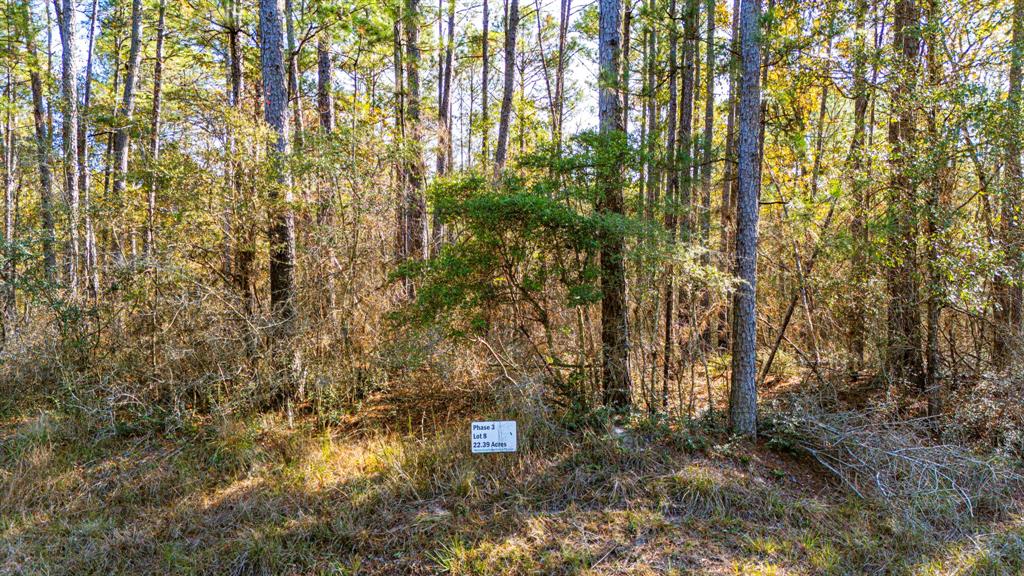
left=493, top=0, right=518, bottom=177
left=111, top=0, right=144, bottom=253
left=3, top=72, right=15, bottom=322
left=599, top=0, right=632, bottom=409
left=80, top=0, right=100, bottom=298
left=25, top=4, right=56, bottom=282
left=481, top=0, right=490, bottom=166
left=699, top=0, right=714, bottom=261
left=728, top=0, right=761, bottom=437
left=146, top=0, right=166, bottom=259
left=642, top=0, right=657, bottom=219
left=884, top=0, right=924, bottom=388
left=662, top=0, right=679, bottom=407
left=318, top=32, right=334, bottom=132
left=54, top=0, right=81, bottom=297
left=433, top=0, right=455, bottom=244
left=555, top=0, right=571, bottom=147
left=621, top=0, right=632, bottom=133
left=286, top=0, right=304, bottom=145
left=717, top=0, right=741, bottom=349
left=678, top=0, right=697, bottom=243
left=401, top=0, right=427, bottom=287
left=260, top=0, right=298, bottom=327
left=226, top=3, right=257, bottom=336
left=316, top=21, right=338, bottom=319
left=995, top=0, right=1024, bottom=367
left=924, top=0, right=946, bottom=417
left=847, top=0, right=869, bottom=371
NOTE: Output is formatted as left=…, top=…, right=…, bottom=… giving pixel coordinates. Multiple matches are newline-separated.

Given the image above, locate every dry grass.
left=1, top=391, right=1022, bottom=575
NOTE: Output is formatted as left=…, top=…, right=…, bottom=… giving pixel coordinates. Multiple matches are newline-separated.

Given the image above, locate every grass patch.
left=0, top=403, right=1020, bottom=574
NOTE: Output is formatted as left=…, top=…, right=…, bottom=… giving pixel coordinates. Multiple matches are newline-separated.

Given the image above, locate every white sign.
left=471, top=421, right=517, bottom=453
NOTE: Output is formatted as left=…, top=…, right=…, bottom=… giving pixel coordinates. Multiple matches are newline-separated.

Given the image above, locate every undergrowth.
left=1, top=384, right=1021, bottom=574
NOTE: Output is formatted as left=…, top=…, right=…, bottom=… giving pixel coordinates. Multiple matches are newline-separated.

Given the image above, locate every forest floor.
left=1, top=385, right=1022, bottom=575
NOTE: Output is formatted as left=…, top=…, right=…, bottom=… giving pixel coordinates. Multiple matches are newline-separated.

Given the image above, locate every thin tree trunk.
left=482, top=0, right=490, bottom=166
left=924, top=0, right=946, bottom=417
left=401, top=0, right=426, bottom=284
left=80, top=0, right=99, bottom=298
left=728, top=0, right=761, bottom=437
left=678, top=0, right=697, bottom=243
left=434, top=0, right=455, bottom=243
left=664, top=0, right=697, bottom=407
left=700, top=0, right=714, bottom=260
left=599, top=0, right=631, bottom=409
left=3, top=72, right=15, bottom=322
left=25, top=4, right=56, bottom=281
left=533, top=0, right=556, bottom=132
left=885, top=0, right=924, bottom=388
left=493, top=0, right=518, bottom=176
left=317, top=33, right=334, bottom=131
left=316, top=21, right=337, bottom=321
left=642, top=0, right=657, bottom=218
left=227, top=6, right=257, bottom=336
left=54, top=0, right=81, bottom=297
left=393, top=14, right=406, bottom=271
left=995, top=0, right=1024, bottom=366
left=716, top=0, right=741, bottom=349
left=145, top=0, right=167, bottom=374
left=146, top=0, right=166, bottom=258
left=662, top=0, right=679, bottom=407
left=260, top=0, right=298, bottom=329
left=621, top=0, right=632, bottom=133
left=111, top=0, right=144, bottom=258
left=286, top=0, right=304, bottom=145
left=848, top=0, right=869, bottom=370
left=555, top=0, right=571, bottom=147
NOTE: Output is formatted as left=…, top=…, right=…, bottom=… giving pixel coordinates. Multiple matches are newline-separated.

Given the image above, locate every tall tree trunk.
left=317, top=34, right=334, bottom=132
left=80, top=0, right=99, bottom=298
left=111, top=0, right=144, bottom=258
left=227, top=3, right=257, bottom=357
left=226, top=5, right=256, bottom=336
left=433, top=0, right=455, bottom=244
left=25, top=5, right=56, bottom=281
left=401, top=0, right=426, bottom=285
left=286, top=0, right=304, bottom=145
left=642, top=0, right=657, bottom=218
left=146, top=0, right=166, bottom=259
left=884, top=0, right=924, bottom=388
left=995, top=0, right=1024, bottom=367
left=481, top=0, right=490, bottom=167
left=661, top=0, right=679, bottom=407
left=728, top=0, right=761, bottom=437
left=101, top=16, right=122, bottom=265
left=3, top=72, right=15, bottom=323
left=393, top=14, right=406, bottom=275
left=621, top=0, right=632, bottom=133
left=678, top=0, right=697, bottom=243
left=598, top=0, right=631, bottom=410
left=664, top=0, right=697, bottom=407
left=145, top=0, right=167, bottom=373
left=55, top=0, right=81, bottom=297
left=492, top=0, right=518, bottom=177
left=316, top=23, right=337, bottom=318
left=848, top=0, right=869, bottom=371
left=923, top=0, right=946, bottom=417
left=716, top=0, right=741, bottom=349
left=260, top=0, right=298, bottom=328
left=700, top=0, right=714, bottom=260
left=533, top=0, right=557, bottom=136
left=555, top=0, right=571, bottom=147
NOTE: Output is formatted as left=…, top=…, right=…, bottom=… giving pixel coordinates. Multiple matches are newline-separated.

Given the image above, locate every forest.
left=0, top=0, right=1023, bottom=572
